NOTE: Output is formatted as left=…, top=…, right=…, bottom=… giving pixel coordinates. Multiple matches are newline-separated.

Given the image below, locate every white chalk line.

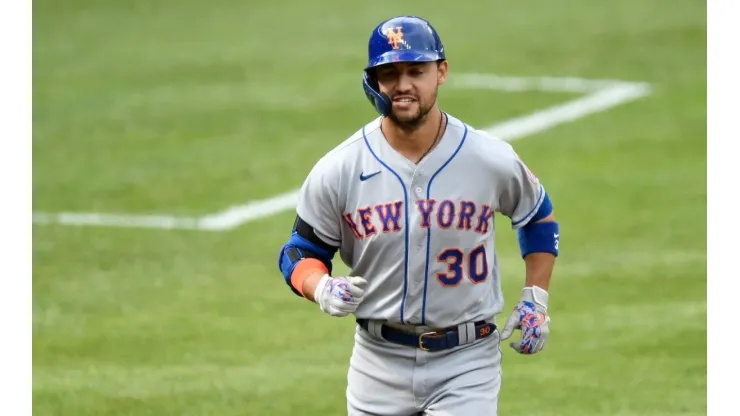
left=33, top=74, right=652, bottom=231
left=486, top=81, right=651, bottom=140
left=197, top=190, right=301, bottom=230
left=196, top=80, right=652, bottom=231
left=447, top=73, right=637, bottom=94
left=32, top=212, right=202, bottom=230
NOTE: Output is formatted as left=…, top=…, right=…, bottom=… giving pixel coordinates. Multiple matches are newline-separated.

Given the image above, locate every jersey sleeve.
left=496, top=146, right=546, bottom=229
left=295, top=158, right=342, bottom=247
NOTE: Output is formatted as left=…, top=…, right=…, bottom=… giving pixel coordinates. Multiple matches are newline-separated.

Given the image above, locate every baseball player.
left=278, top=15, right=560, bottom=416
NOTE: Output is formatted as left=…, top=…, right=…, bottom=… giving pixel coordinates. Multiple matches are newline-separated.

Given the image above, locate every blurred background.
left=32, top=0, right=706, bottom=414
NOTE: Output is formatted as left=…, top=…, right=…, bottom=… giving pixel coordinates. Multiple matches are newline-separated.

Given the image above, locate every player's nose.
left=396, top=73, right=414, bottom=93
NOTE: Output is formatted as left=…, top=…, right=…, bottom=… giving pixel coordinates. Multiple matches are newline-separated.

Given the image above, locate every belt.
left=356, top=319, right=497, bottom=352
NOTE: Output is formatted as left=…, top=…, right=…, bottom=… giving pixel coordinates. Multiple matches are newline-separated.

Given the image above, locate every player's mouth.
left=392, top=96, right=417, bottom=109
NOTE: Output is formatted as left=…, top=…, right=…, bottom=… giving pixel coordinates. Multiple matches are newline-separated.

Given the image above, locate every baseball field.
left=32, top=0, right=707, bottom=414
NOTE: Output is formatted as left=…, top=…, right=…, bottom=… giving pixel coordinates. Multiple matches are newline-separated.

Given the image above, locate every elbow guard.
left=517, top=193, right=559, bottom=258
left=277, top=216, right=338, bottom=296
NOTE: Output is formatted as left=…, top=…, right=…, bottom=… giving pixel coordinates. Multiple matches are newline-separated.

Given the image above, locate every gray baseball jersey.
left=296, top=113, right=545, bottom=329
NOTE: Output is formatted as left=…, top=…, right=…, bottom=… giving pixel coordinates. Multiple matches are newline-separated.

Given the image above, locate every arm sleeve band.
left=278, top=215, right=339, bottom=297
left=529, top=192, right=553, bottom=223
left=517, top=220, right=560, bottom=258
left=289, top=258, right=328, bottom=297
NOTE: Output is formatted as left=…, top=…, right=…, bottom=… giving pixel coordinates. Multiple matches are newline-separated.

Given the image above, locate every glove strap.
left=313, top=274, right=331, bottom=311
left=522, top=286, right=549, bottom=310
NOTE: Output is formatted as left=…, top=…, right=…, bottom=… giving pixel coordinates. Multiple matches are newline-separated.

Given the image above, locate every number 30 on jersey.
left=436, top=243, right=488, bottom=286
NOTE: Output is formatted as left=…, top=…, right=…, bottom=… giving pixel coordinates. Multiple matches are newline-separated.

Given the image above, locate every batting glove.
left=500, top=286, right=551, bottom=354
left=313, top=275, right=368, bottom=317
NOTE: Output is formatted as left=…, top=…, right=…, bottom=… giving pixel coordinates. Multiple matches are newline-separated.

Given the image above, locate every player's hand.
left=500, top=286, right=551, bottom=354
left=313, top=275, right=368, bottom=317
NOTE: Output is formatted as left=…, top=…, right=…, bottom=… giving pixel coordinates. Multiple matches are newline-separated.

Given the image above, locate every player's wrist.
left=289, top=258, right=329, bottom=301
left=521, top=285, right=549, bottom=310
left=312, top=274, right=331, bottom=304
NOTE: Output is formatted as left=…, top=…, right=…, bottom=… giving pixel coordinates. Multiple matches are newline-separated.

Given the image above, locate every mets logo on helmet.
left=384, top=26, right=404, bottom=50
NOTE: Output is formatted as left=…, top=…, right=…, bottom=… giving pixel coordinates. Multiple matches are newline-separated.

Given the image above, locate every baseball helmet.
left=362, top=16, right=446, bottom=116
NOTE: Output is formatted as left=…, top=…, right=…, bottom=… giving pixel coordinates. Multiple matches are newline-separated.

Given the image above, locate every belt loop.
left=456, top=323, right=467, bottom=345
left=368, top=321, right=384, bottom=338
left=456, top=322, right=476, bottom=345
left=466, top=322, right=476, bottom=343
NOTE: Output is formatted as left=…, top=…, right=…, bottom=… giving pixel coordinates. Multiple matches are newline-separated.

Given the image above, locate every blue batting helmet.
left=362, top=16, right=446, bottom=116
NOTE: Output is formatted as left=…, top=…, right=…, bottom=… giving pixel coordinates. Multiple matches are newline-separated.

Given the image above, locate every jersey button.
left=415, top=187, right=423, bottom=195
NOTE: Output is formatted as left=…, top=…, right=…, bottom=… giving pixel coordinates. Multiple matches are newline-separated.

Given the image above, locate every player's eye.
left=376, top=70, right=396, bottom=80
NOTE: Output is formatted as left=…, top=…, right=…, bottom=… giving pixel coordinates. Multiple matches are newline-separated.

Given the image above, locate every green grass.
left=33, top=0, right=706, bottom=415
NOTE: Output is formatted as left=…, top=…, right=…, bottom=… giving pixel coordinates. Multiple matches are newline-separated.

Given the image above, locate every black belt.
left=356, top=319, right=497, bottom=352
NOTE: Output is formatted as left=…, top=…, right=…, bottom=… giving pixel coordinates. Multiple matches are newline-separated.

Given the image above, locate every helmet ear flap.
left=362, top=70, right=391, bottom=116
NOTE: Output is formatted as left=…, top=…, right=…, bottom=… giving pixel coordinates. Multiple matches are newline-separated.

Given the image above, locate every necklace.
left=415, top=110, right=446, bottom=164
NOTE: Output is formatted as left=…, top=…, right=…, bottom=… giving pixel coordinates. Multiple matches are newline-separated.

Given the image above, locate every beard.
left=386, top=90, right=438, bottom=132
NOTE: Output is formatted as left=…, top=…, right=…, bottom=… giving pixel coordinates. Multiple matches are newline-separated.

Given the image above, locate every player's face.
left=375, top=61, right=448, bottom=129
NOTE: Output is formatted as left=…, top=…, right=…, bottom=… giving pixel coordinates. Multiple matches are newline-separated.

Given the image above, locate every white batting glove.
left=313, top=275, right=368, bottom=317
left=500, top=286, right=551, bottom=354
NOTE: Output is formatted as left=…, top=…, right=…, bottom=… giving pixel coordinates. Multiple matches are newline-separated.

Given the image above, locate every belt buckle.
left=418, top=331, right=438, bottom=351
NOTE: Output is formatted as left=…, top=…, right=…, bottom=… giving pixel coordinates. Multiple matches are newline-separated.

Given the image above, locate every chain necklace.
left=415, top=110, right=446, bottom=164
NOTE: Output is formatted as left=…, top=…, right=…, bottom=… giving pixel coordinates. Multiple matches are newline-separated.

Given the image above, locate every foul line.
left=33, top=74, right=652, bottom=231
left=197, top=78, right=651, bottom=231
left=32, top=212, right=202, bottom=230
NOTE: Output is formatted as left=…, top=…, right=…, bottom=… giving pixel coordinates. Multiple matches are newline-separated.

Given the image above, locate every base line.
left=32, top=75, right=652, bottom=231
left=201, top=81, right=651, bottom=230
left=32, top=212, right=201, bottom=230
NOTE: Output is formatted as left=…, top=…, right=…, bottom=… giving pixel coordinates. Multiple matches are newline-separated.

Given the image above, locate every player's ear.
left=436, top=60, right=448, bottom=85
